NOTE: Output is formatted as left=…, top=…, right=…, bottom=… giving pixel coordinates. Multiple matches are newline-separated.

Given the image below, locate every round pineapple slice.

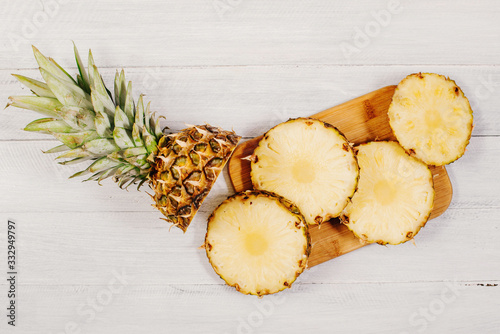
left=205, top=190, right=310, bottom=296
left=341, top=141, right=435, bottom=245
left=251, top=118, right=359, bottom=225
left=388, top=73, right=473, bottom=166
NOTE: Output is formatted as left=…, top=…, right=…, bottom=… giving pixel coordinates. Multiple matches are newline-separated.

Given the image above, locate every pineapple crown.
left=7, top=44, right=164, bottom=189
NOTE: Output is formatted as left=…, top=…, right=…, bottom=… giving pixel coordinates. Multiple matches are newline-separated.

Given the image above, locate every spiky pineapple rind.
left=206, top=190, right=310, bottom=296
left=388, top=72, right=473, bottom=166
left=151, top=125, right=241, bottom=232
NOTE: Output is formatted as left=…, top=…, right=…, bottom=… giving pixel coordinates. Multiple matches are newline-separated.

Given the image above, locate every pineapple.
left=251, top=118, right=359, bottom=225
left=205, top=190, right=310, bottom=296
left=388, top=73, right=473, bottom=166
left=7, top=45, right=240, bottom=232
left=341, top=141, right=434, bottom=245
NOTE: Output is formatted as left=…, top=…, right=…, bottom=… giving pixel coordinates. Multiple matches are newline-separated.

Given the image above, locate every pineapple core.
left=373, top=179, right=397, bottom=205
left=252, top=118, right=359, bottom=225
left=342, top=141, right=434, bottom=245
left=206, top=191, right=310, bottom=296
left=292, top=160, right=315, bottom=183
left=244, top=232, right=269, bottom=256
left=388, top=73, right=473, bottom=165
left=424, top=109, right=443, bottom=130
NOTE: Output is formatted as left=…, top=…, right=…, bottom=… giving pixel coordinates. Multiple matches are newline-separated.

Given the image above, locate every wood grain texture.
left=228, top=86, right=452, bottom=266
left=0, top=207, right=498, bottom=287
left=2, top=1, right=500, bottom=68
left=1, top=137, right=496, bottom=214
left=1, top=1, right=499, bottom=333
left=3, top=66, right=500, bottom=140
left=4, top=282, right=499, bottom=334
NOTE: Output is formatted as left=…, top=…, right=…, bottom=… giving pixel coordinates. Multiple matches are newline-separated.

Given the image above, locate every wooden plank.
left=3, top=136, right=496, bottom=215
left=0, top=207, right=498, bottom=285
left=228, top=86, right=453, bottom=267
left=0, top=2, right=499, bottom=333
left=1, top=1, right=500, bottom=68
left=3, top=66, right=499, bottom=141
left=3, top=282, right=499, bottom=334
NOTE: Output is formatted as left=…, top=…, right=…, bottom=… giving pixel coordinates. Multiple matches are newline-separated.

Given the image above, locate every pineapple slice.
left=205, top=190, right=310, bottom=296
left=251, top=118, right=359, bottom=225
left=388, top=73, right=473, bottom=166
left=341, top=142, right=434, bottom=245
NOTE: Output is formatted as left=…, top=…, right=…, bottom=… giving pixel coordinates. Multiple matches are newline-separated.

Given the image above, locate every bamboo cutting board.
left=228, top=86, right=453, bottom=267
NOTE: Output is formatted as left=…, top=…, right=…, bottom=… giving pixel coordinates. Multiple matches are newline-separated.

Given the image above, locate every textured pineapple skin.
left=341, top=141, right=435, bottom=245
left=205, top=190, right=311, bottom=296
left=251, top=117, right=359, bottom=225
left=151, top=125, right=240, bottom=232
left=8, top=46, right=241, bottom=233
left=388, top=73, right=473, bottom=166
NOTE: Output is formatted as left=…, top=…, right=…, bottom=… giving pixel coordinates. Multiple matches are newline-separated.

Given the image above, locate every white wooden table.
left=1, top=1, right=499, bottom=333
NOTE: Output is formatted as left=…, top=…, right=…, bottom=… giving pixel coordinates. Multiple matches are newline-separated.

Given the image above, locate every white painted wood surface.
left=0, top=1, right=499, bottom=333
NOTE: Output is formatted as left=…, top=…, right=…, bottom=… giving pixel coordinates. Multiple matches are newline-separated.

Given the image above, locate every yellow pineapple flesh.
left=251, top=118, right=359, bottom=225
left=205, top=190, right=310, bottom=296
left=341, top=141, right=434, bottom=245
left=388, top=73, right=473, bottom=166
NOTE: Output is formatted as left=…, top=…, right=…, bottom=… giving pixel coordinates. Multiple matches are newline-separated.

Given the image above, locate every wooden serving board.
left=228, top=86, right=453, bottom=267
